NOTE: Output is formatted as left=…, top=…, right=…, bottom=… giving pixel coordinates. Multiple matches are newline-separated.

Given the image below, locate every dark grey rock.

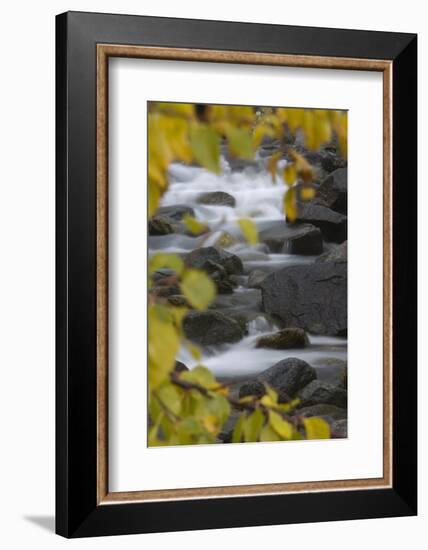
left=183, top=311, right=245, bottom=346
left=148, top=216, right=174, bottom=236
left=174, top=361, right=189, bottom=373
left=259, top=222, right=323, bottom=254
left=290, top=202, right=347, bottom=243
left=185, top=246, right=244, bottom=276
left=331, top=418, right=348, bottom=438
left=197, top=191, right=236, bottom=207
left=318, top=168, right=347, bottom=214
left=297, top=380, right=347, bottom=408
left=167, top=295, right=190, bottom=307
left=238, top=380, right=266, bottom=400
left=156, top=204, right=195, bottom=221
left=258, top=358, right=317, bottom=397
left=260, top=262, right=347, bottom=336
left=256, top=328, right=309, bottom=350
left=297, top=404, right=347, bottom=420
left=313, top=358, right=347, bottom=388
left=316, top=241, right=347, bottom=264
left=247, top=270, right=268, bottom=289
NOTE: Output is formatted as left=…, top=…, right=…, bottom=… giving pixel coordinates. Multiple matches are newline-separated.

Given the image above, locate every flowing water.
left=150, top=157, right=347, bottom=379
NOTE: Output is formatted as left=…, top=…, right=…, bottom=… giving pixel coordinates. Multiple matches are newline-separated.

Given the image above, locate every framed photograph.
left=56, top=11, right=417, bottom=538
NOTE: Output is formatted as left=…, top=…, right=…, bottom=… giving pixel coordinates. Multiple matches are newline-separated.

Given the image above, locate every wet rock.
left=297, top=380, right=347, bottom=408
left=185, top=246, right=243, bottom=276
left=313, top=358, right=347, bottom=388
left=239, top=380, right=265, bottom=400
left=257, top=358, right=317, bottom=397
left=297, top=404, right=347, bottom=420
left=316, top=241, right=347, bottom=264
left=247, top=269, right=268, bottom=289
left=148, top=216, right=174, bottom=236
left=150, top=284, right=181, bottom=298
left=183, top=311, right=245, bottom=346
left=259, top=222, right=323, bottom=254
left=156, top=204, right=195, bottom=221
left=318, top=168, right=348, bottom=214
left=167, top=295, right=190, bottom=307
left=260, top=262, right=347, bottom=335
left=331, top=418, right=348, bottom=438
left=197, top=191, right=236, bottom=207
left=290, top=202, right=347, bottom=243
left=256, top=328, right=309, bottom=349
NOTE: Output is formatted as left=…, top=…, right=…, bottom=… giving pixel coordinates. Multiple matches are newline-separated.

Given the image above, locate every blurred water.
left=152, top=158, right=347, bottom=378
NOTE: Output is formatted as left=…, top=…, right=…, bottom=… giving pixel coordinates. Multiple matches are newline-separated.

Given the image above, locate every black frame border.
left=56, top=11, right=417, bottom=538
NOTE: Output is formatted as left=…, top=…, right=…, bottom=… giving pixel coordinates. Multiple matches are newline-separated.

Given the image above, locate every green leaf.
left=302, top=417, right=331, bottom=440
left=260, top=424, right=281, bottom=442
left=237, top=218, right=259, bottom=246
left=268, top=411, right=294, bottom=440
left=182, top=213, right=209, bottom=235
left=226, top=127, right=254, bottom=160
left=148, top=305, right=180, bottom=389
left=180, top=269, right=216, bottom=310
left=149, top=253, right=184, bottom=276
left=243, top=408, right=265, bottom=442
left=190, top=123, right=220, bottom=173
left=180, top=366, right=217, bottom=388
left=232, top=413, right=246, bottom=443
left=157, top=383, right=182, bottom=416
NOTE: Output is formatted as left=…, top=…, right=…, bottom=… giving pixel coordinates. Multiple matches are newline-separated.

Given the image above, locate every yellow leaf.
left=202, top=415, right=218, bottom=434
left=189, top=123, right=220, bottom=173
left=303, top=417, right=331, bottom=439
left=149, top=253, right=184, bottom=276
left=268, top=411, right=294, bottom=440
left=148, top=179, right=161, bottom=218
left=180, top=269, right=216, bottom=310
left=283, top=163, right=297, bottom=186
left=237, top=218, right=259, bottom=245
left=267, top=151, right=282, bottom=181
left=252, top=123, right=275, bottom=148
left=300, top=186, right=316, bottom=201
left=289, top=150, right=314, bottom=183
left=284, top=187, right=298, bottom=223
left=182, top=213, right=209, bottom=235
left=158, top=384, right=183, bottom=416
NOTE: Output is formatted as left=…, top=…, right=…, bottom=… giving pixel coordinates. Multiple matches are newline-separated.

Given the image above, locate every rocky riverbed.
left=149, top=138, right=348, bottom=439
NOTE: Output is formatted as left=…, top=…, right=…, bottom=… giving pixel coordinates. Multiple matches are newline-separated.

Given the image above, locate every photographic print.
left=148, top=102, right=348, bottom=446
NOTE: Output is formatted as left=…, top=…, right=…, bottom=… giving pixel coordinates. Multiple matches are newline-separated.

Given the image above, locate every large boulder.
left=316, top=241, right=347, bottom=264
left=290, top=202, right=347, bottom=243
left=259, top=222, right=323, bottom=254
left=260, top=262, right=347, bottom=335
left=297, top=380, right=347, bottom=408
left=318, top=168, right=348, bottom=214
left=247, top=269, right=268, bottom=289
left=185, top=246, right=243, bottom=276
left=239, top=358, right=316, bottom=399
left=256, top=328, right=309, bottom=349
left=156, top=204, right=195, bottom=221
left=197, top=191, right=236, bottom=207
left=183, top=311, right=245, bottom=346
